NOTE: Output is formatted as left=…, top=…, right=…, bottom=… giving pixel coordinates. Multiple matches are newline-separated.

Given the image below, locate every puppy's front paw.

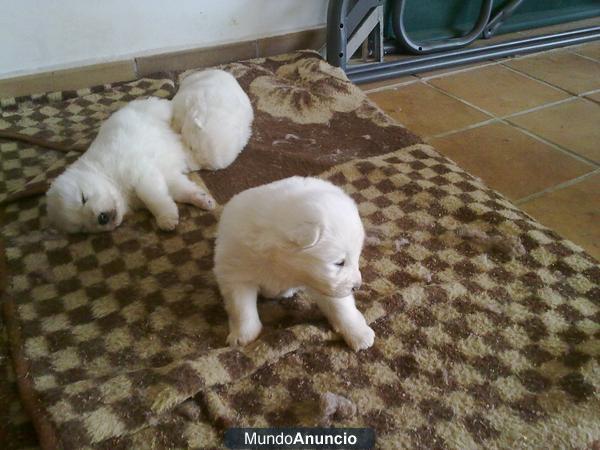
left=280, top=287, right=301, bottom=299
left=227, top=320, right=262, bottom=347
left=156, top=213, right=179, bottom=231
left=190, top=191, right=216, bottom=210
left=342, top=324, right=375, bottom=352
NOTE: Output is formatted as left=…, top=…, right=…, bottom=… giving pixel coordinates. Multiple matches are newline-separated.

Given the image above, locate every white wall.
left=0, top=0, right=329, bottom=78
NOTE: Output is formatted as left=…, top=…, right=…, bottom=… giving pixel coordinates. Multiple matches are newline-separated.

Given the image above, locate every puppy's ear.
left=287, top=221, right=322, bottom=249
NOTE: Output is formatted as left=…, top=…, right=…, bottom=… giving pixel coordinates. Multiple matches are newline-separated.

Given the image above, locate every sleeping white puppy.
left=214, top=176, right=375, bottom=351
left=172, top=69, right=253, bottom=170
left=46, top=97, right=215, bottom=233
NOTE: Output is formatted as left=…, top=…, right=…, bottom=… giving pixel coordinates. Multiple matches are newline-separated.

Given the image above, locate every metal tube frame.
left=349, top=26, right=600, bottom=83
left=483, top=0, right=525, bottom=39
left=327, top=0, right=384, bottom=70
left=392, top=0, right=493, bottom=54
left=326, top=0, right=600, bottom=84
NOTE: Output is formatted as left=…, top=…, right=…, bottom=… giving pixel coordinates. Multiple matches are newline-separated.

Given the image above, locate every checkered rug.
left=1, top=51, right=598, bottom=449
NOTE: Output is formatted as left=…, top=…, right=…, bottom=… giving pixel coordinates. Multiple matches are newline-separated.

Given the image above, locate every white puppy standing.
left=172, top=69, right=254, bottom=170
left=214, top=176, right=375, bottom=351
left=46, top=97, right=215, bottom=233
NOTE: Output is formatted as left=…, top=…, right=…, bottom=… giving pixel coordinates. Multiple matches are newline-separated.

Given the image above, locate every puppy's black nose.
left=97, top=212, right=110, bottom=225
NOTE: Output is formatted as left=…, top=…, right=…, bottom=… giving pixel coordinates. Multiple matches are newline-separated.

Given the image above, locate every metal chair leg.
left=483, top=0, right=525, bottom=38
left=327, top=0, right=384, bottom=70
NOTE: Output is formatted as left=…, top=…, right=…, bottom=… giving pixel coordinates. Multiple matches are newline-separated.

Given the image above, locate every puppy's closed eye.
left=81, top=193, right=87, bottom=205
left=335, top=259, right=345, bottom=267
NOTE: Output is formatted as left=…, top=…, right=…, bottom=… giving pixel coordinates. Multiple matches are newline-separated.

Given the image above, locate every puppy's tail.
left=0, top=130, right=86, bottom=153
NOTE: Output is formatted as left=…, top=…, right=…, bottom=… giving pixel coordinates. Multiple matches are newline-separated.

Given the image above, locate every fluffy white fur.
left=214, top=176, right=375, bottom=351
left=46, top=97, right=215, bottom=233
left=172, top=69, right=253, bottom=170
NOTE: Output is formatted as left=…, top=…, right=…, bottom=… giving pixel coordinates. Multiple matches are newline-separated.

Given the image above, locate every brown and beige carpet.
left=0, top=51, right=598, bottom=450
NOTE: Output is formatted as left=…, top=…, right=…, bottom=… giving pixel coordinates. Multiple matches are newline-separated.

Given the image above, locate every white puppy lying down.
left=214, top=176, right=375, bottom=351
left=46, top=97, right=215, bottom=233
left=172, top=69, right=253, bottom=170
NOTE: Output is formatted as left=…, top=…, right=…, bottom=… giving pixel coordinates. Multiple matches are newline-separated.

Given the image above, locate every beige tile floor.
left=364, top=41, right=600, bottom=260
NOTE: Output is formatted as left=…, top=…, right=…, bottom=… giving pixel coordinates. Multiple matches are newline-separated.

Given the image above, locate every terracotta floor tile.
left=429, top=65, right=569, bottom=116
left=520, top=175, right=600, bottom=261
left=429, top=123, right=593, bottom=201
left=359, top=75, right=418, bottom=92
left=570, top=41, right=600, bottom=61
left=505, top=51, right=600, bottom=95
left=367, top=83, right=490, bottom=137
left=509, top=99, right=600, bottom=163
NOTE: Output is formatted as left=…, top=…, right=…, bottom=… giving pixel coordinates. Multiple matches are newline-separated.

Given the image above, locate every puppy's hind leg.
left=222, top=284, right=262, bottom=346
left=168, top=173, right=215, bottom=210
left=135, top=171, right=179, bottom=230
